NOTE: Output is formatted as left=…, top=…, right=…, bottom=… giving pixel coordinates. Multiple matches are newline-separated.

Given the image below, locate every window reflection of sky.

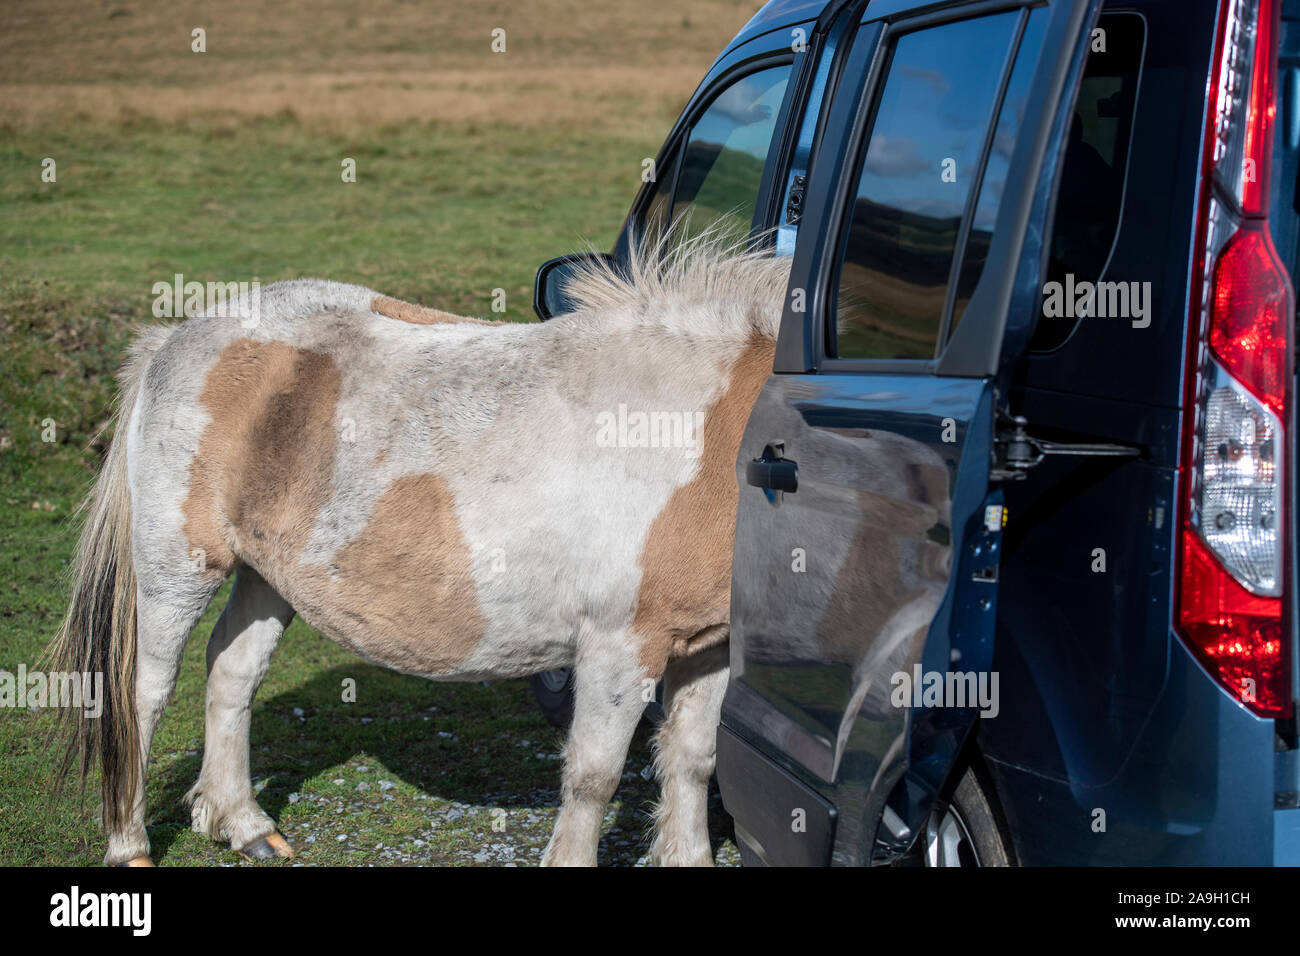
left=856, top=13, right=1019, bottom=226
left=970, top=12, right=1046, bottom=233
left=690, top=71, right=790, bottom=160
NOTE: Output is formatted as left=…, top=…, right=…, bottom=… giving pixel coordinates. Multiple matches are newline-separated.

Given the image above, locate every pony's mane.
left=560, top=221, right=792, bottom=341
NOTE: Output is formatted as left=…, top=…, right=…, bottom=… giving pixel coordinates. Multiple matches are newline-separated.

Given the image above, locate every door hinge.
left=785, top=175, right=807, bottom=225
left=991, top=412, right=1140, bottom=481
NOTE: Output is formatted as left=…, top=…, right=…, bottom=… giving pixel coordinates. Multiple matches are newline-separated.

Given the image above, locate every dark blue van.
left=536, top=0, right=1300, bottom=866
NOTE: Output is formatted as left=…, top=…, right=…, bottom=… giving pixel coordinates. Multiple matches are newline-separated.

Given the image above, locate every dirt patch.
left=0, top=0, right=756, bottom=132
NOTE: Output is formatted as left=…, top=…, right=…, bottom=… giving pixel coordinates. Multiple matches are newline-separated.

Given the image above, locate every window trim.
left=668, top=60, right=797, bottom=232
left=618, top=45, right=801, bottom=253
left=821, top=4, right=1030, bottom=370
left=615, top=7, right=869, bottom=260
left=937, top=10, right=1029, bottom=347
left=757, top=1, right=869, bottom=251
left=773, top=0, right=1101, bottom=376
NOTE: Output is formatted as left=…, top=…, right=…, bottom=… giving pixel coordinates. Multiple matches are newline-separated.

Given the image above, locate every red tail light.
left=1178, top=0, right=1292, bottom=718
left=1239, top=0, right=1277, bottom=215
left=1180, top=530, right=1288, bottom=714
left=1210, top=226, right=1290, bottom=417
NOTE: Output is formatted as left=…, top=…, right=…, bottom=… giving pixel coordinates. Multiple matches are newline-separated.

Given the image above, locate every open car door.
left=718, top=0, right=1104, bottom=866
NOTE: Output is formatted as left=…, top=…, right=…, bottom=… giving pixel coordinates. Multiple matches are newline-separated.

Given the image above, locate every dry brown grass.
left=0, top=0, right=759, bottom=132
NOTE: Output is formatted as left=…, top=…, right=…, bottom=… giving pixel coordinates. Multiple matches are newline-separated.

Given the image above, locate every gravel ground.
left=158, top=685, right=746, bottom=868
left=267, top=757, right=741, bottom=867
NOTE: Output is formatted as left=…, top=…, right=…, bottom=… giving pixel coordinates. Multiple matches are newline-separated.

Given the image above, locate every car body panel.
left=986, top=637, right=1276, bottom=865
left=724, top=0, right=1104, bottom=865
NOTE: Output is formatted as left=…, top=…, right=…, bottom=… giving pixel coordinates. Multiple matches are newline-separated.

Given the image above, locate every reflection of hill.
left=844, top=197, right=991, bottom=288
left=836, top=197, right=994, bottom=359
left=676, top=141, right=768, bottom=223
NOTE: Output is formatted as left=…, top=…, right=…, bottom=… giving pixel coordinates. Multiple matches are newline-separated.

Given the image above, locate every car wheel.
left=529, top=668, right=575, bottom=729
left=922, top=767, right=1011, bottom=867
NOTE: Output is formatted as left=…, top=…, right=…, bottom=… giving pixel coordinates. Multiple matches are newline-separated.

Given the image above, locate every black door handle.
left=746, top=444, right=798, bottom=492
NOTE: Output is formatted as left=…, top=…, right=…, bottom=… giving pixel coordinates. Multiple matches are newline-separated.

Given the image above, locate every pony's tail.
left=44, top=324, right=176, bottom=830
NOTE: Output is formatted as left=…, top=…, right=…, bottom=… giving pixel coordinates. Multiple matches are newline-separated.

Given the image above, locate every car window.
left=1028, top=12, right=1145, bottom=352
left=947, top=9, right=1048, bottom=341
left=670, top=65, right=791, bottom=242
left=832, top=12, right=1021, bottom=360
left=642, top=148, right=681, bottom=240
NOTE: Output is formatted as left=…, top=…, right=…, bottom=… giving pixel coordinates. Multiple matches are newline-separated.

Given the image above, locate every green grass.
left=0, top=116, right=741, bottom=866
left=1, top=116, right=649, bottom=310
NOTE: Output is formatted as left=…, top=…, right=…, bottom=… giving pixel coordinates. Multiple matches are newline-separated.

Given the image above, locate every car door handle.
left=746, top=444, right=798, bottom=492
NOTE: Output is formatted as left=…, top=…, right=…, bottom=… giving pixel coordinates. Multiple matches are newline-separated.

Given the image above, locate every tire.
left=529, top=668, right=575, bottom=729
left=920, top=766, right=1012, bottom=867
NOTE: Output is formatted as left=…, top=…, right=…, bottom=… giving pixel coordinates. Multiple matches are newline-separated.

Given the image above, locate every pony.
left=46, top=229, right=791, bottom=866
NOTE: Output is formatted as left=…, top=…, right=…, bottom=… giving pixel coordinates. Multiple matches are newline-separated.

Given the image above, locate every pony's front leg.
left=185, top=567, right=296, bottom=859
left=541, top=634, right=648, bottom=867
left=649, top=642, right=728, bottom=866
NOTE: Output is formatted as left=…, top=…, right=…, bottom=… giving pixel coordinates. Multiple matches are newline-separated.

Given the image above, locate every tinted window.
left=948, top=10, right=1048, bottom=339
left=833, top=13, right=1020, bottom=360
left=671, top=66, right=791, bottom=242
left=1029, top=13, right=1145, bottom=351
left=642, top=148, right=681, bottom=239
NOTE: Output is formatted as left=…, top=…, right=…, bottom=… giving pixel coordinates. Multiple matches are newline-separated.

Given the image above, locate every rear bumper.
left=1276, top=808, right=1300, bottom=865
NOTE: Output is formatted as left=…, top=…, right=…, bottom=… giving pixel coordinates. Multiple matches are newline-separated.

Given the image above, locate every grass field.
left=0, top=0, right=755, bottom=865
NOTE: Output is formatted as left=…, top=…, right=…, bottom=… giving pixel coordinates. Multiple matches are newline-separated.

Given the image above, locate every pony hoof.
left=113, top=855, right=155, bottom=867
left=238, top=832, right=294, bottom=861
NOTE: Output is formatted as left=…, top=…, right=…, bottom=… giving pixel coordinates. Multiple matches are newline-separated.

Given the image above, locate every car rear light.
left=1195, top=356, right=1283, bottom=592
left=1210, top=0, right=1278, bottom=214
left=1178, top=0, right=1293, bottom=717
left=1210, top=227, right=1291, bottom=417
left=1180, top=532, right=1287, bottom=713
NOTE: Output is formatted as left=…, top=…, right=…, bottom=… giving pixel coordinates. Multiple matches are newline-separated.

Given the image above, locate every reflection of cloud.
left=708, top=80, right=775, bottom=127
left=900, top=65, right=951, bottom=96
left=863, top=135, right=931, bottom=176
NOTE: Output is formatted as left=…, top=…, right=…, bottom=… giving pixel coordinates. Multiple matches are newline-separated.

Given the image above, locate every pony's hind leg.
left=541, top=632, right=648, bottom=867
left=649, top=642, right=729, bottom=866
left=184, top=566, right=296, bottom=859
left=104, top=582, right=220, bottom=867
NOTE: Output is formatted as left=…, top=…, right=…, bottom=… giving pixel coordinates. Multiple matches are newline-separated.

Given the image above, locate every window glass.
left=834, top=13, right=1019, bottom=360
left=671, top=66, right=791, bottom=243
left=948, top=10, right=1047, bottom=338
left=642, top=148, right=681, bottom=240
left=1029, top=12, right=1145, bottom=351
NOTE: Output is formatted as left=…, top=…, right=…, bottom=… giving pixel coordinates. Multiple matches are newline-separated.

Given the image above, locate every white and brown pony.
left=47, top=231, right=790, bottom=866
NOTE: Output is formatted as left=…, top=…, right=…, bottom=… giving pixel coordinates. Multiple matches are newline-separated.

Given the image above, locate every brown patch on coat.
left=182, top=339, right=339, bottom=581
left=296, top=473, right=487, bottom=675
left=370, top=295, right=501, bottom=326
left=630, top=335, right=775, bottom=677
left=183, top=338, right=485, bottom=674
